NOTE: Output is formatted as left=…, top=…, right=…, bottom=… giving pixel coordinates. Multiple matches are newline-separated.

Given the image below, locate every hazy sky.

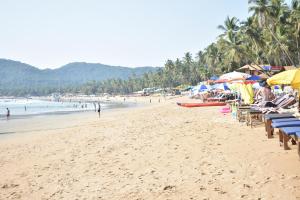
left=0, top=1, right=260, bottom=68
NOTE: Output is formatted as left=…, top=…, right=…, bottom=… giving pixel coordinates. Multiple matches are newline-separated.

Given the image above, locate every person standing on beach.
left=97, top=103, right=101, bottom=118
left=6, top=108, right=10, bottom=119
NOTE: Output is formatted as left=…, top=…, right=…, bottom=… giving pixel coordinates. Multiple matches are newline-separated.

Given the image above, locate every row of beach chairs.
left=231, top=94, right=300, bottom=158
left=264, top=113, right=300, bottom=158
left=234, top=94, right=297, bottom=127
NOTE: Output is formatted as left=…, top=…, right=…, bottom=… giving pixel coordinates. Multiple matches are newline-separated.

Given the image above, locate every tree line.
left=79, top=0, right=300, bottom=95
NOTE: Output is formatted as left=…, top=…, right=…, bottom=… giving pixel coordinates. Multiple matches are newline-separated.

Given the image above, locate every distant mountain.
left=0, top=59, right=159, bottom=91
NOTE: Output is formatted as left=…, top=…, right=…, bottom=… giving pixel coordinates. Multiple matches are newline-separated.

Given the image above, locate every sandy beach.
left=1, top=97, right=300, bottom=200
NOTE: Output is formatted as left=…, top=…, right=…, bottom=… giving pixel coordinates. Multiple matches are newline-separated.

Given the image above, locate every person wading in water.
left=6, top=108, right=10, bottom=119
left=97, top=103, right=101, bottom=118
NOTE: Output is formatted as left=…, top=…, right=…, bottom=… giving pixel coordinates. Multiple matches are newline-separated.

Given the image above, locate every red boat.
left=177, top=102, right=226, bottom=108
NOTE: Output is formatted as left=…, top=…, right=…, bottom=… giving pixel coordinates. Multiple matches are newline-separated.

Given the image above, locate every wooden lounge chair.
left=246, top=109, right=263, bottom=128
left=264, top=113, right=295, bottom=138
left=237, top=106, right=251, bottom=122
left=272, top=121, right=300, bottom=150
left=278, top=127, right=300, bottom=150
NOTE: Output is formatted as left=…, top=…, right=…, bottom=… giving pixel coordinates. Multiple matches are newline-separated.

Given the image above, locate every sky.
left=0, top=0, right=262, bottom=69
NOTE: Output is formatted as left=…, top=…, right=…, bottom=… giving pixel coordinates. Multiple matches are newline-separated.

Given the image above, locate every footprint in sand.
left=1, top=183, right=19, bottom=189
left=163, top=185, right=176, bottom=191
left=199, top=186, right=206, bottom=191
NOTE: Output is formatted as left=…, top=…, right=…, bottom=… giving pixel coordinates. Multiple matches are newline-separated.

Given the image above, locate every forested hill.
left=0, top=59, right=159, bottom=94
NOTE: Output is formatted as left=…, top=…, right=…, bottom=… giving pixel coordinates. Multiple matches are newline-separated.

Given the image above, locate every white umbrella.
left=219, top=71, right=251, bottom=81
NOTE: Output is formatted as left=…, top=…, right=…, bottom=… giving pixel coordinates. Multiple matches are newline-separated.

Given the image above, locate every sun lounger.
left=278, top=127, right=300, bottom=150
left=264, top=113, right=295, bottom=138
left=260, top=96, right=297, bottom=114
left=246, top=109, right=263, bottom=128
left=278, top=97, right=296, bottom=108
left=264, top=113, right=295, bottom=120
left=237, top=106, right=251, bottom=122
left=272, top=94, right=289, bottom=105
left=272, top=121, right=300, bottom=128
left=272, top=118, right=299, bottom=123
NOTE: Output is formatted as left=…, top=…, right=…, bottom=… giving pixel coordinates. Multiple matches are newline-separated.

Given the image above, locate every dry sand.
left=0, top=97, right=300, bottom=199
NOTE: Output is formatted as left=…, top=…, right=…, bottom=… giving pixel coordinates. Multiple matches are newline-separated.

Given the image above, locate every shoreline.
left=0, top=96, right=163, bottom=140
left=0, top=101, right=138, bottom=120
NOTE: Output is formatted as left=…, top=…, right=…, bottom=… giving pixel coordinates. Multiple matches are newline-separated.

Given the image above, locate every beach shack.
left=237, top=64, right=264, bottom=76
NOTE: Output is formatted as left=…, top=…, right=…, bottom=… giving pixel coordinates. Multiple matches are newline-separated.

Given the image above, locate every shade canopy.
left=267, top=69, right=300, bottom=88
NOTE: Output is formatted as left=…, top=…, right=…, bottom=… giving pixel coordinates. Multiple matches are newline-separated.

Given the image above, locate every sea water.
left=0, top=98, right=114, bottom=118
left=0, top=98, right=137, bottom=137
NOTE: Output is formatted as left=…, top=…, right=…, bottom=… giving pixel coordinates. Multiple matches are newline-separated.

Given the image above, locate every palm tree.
left=203, top=43, right=221, bottom=74
left=248, top=0, right=271, bottom=27
left=240, top=17, right=266, bottom=64
left=290, top=0, right=300, bottom=64
left=217, top=16, right=240, bottom=40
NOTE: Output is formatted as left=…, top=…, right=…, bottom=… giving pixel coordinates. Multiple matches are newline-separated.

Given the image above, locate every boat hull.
left=177, top=102, right=226, bottom=107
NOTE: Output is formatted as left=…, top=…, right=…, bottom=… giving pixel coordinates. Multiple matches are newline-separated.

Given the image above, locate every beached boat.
left=177, top=102, right=226, bottom=108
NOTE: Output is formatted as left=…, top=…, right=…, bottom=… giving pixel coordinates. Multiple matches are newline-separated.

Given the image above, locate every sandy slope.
left=0, top=97, right=300, bottom=200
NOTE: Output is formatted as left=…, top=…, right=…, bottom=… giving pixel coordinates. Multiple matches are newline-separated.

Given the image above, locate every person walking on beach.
left=97, top=103, right=101, bottom=118
left=6, top=108, right=10, bottom=119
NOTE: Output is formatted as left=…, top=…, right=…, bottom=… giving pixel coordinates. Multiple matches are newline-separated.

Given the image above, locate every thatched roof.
left=237, top=64, right=264, bottom=72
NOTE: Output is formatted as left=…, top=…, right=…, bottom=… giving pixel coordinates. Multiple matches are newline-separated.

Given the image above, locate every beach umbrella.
left=219, top=71, right=251, bottom=81
left=263, top=66, right=272, bottom=71
left=213, top=83, right=230, bottom=91
left=199, top=84, right=212, bottom=92
left=267, top=69, right=300, bottom=89
left=214, top=79, right=228, bottom=83
left=246, top=75, right=261, bottom=81
left=199, top=84, right=207, bottom=91
left=210, top=75, right=219, bottom=81
left=252, top=82, right=261, bottom=90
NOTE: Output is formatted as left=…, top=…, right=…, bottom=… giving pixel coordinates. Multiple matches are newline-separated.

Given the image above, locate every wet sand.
left=0, top=97, right=300, bottom=199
